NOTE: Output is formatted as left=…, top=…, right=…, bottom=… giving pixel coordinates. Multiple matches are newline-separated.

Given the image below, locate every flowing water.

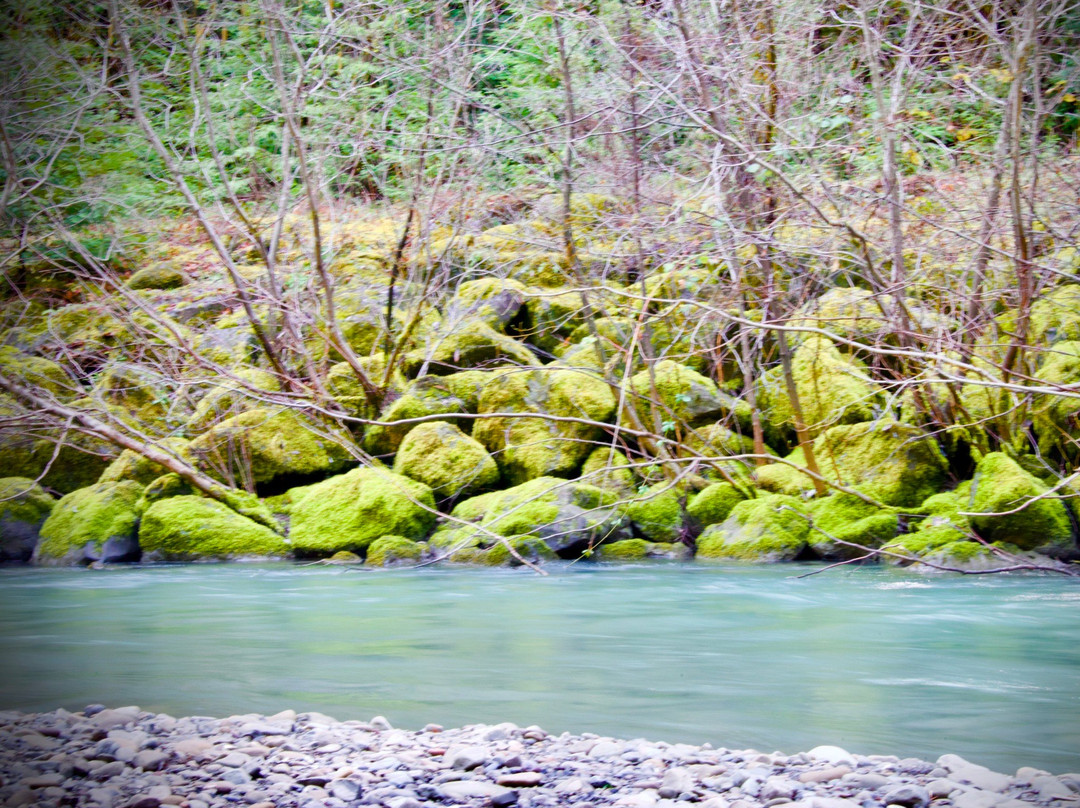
left=0, top=562, right=1077, bottom=773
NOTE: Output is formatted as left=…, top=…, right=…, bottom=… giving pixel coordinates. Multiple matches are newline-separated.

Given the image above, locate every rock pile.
left=1, top=707, right=1077, bottom=808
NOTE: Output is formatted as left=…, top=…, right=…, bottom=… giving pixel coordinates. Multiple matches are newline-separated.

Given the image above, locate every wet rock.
left=880, top=783, right=930, bottom=808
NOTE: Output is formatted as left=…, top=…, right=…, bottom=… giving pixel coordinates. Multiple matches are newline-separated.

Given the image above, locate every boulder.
left=473, top=367, right=616, bottom=485
left=34, top=481, right=143, bottom=565
left=594, top=538, right=690, bottom=561
left=325, top=354, right=406, bottom=418
left=91, top=364, right=185, bottom=436
left=0, top=346, right=74, bottom=399
left=755, top=420, right=947, bottom=507
left=188, top=407, right=353, bottom=490
left=0, top=478, right=56, bottom=562
left=127, top=265, right=188, bottom=290
left=363, top=374, right=477, bottom=456
left=967, top=453, right=1073, bottom=554
left=578, top=446, right=636, bottom=495
left=622, top=360, right=750, bottom=432
left=686, top=482, right=747, bottom=529
left=98, top=439, right=192, bottom=486
left=1030, top=341, right=1080, bottom=458
left=445, top=476, right=630, bottom=557
left=444, top=278, right=528, bottom=332
left=289, top=467, right=436, bottom=555
left=187, top=368, right=282, bottom=430
left=393, top=420, right=499, bottom=499
left=365, top=535, right=423, bottom=566
left=139, top=496, right=286, bottom=561
left=806, top=493, right=899, bottom=559
left=624, top=483, right=686, bottom=542
left=757, top=337, right=880, bottom=441
left=696, top=494, right=811, bottom=562
left=402, top=320, right=539, bottom=377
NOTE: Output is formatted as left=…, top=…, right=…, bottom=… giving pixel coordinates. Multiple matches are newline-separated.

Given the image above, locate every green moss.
left=91, top=364, right=182, bottom=435
left=363, top=376, right=473, bottom=456
left=127, top=265, right=188, bottom=290
left=99, top=438, right=192, bottom=486
left=366, top=535, right=423, bottom=566
left=402, top=320, right=539, bottom=377
left=1025, top=283, right=1080, bottom=347
left=473, top=367, right=616, bottom=485
left=885, top=525, right=967, bottom=559
left=788, top=287, right=948, bottom=348
left=188, top=407, right=353, bottom=488
left=806, top=493, right=898, bottom=559
left=579, top=446, right=636, bottom=494
left=328, top=550, right=362, bottom=564
left=967, top=452, right=1072, bottom=553
left=139, top=496, right=286, bottom=561
left=0, top=478, right=55, bottom=562
left=448, top=489, right=504, bottom=523
left=625, top=484, right=685, bottom=542
left=594, top=538, right=649, bottom=561
left=757, top=337, right=880, bottom=438
left=36, top=481, right=143, bottom=565
left=393, top=420, right=499, bottom=498
left=482, top=535, right=557, bottom=566
left=623, top=360, right=751, bottom=432
left=0, top=347, right=74, bottom=399
left=289, top=467, right=436, bottom=555
left=1029, top=342, right=1080, bottom=457
left=686, top=483, right=747, bottom=528
left=447, top=278, right=528, bottom=332
left=188, top=368, right=282, bottom=430
left=695, top=494, right=811, bottom=562
left=522, top=289, right=589, bottom=352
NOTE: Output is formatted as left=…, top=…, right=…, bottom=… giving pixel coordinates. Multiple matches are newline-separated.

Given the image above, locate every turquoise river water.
left=0, top=563, right=1077, bottom=773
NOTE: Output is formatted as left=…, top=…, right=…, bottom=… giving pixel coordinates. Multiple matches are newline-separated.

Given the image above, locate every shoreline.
left=1, top=708, right=1077, bottom=808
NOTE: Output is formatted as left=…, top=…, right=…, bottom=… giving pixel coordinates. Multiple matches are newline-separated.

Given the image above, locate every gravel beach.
left=0, top=707, right=1077, bottom=808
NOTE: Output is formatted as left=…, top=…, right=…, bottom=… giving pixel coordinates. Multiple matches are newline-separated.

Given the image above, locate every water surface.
left=0, top=563, right=1077, bottom=773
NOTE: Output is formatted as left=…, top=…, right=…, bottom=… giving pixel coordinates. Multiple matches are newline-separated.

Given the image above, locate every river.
left=0, top=562, right=1077, bottom=773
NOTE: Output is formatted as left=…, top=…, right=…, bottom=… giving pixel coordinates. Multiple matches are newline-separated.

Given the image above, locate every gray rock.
left=879, top=784, right=930, bottom=808
left=799, top=767, right=851, bottom=784
left=327, top=779, right=363, bottom=801
left=445, top=745, right=488, bottom=770
left=1032, top=775, right=1076, bottom=800
left=438, top=779, right=513, bottom=802
left=761, top=777, right=799, bottom=801
left=133, top=750, right=169, bottom=772
left=951, top=790, right=1008, bottom=808
left=842, top=772, right=890, bottom=790
left=659, top=768, right=696, bottom=799
left=807, top=747, right=856, bottom=767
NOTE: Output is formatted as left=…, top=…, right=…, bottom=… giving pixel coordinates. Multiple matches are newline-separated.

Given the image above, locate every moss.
left=475, top=476, right=627, bottom=556
left=912, top=483, right=972, bottom=535
left=757, top=337, right=880, bottom=439
left=473, top=367, right=617, bottom=485
left=1025, top=283, right=1080, bottom=347
left=0, top=478, right=56, bottom=562
left=885, top=525, right=967, bottom=559
left=447, top=278, right=528, bottom=332
left=402, top=320, right=539, bottom=377
left=579, top=446, right=636, bottom=494
left=1029, top=341, right=1080, bottom=458
left=35, top=481, right=143, bottom=565
left=625, top=483, right=685, bottom=542
left=623, top=360, right=751, bottom=432
left=188, top=407, right=354, bottom=489
left=757, top=420, right=947, bottom=507
left=393, top=420, right=500, bottom=499
left=366, top=535, right=422, bottom=566
left=0, top=347, right=74, bottom=399
left=127, top=265, right=188, bottom=290
left=686, top=483, right=746, bottom=529
left=188, top=368, right=282, bottom=430
left=289, top=467, right=436, bottom=555
left=328, top=550, right=362, bottom=564
left=806, top=493, right=899, bottom=559
left=532, top=192, right=624, bottom=226
left=139, top=496, right=286, bottom=561
left=754, top=447, right=816, bottom=498
left=448, top=489, right=504, bottom=523
left=363, top=376, right=474, bottom=456
left=441, top=370, right=490, bottom=410
left=967, top=452, right=1072, bottom=553
left=695, top=494, right=811, bottom=562
left=99, top=438, right=192, bottom=486
left=135, top=473, right=195, bottom=513
left=522, top=288, right=589, bottom=352
left=482, top=535, right=557, bottom=567
left=92, top=364, right=183, bottom=435
left=788, top=287, right=949, bottom=347
left=594, top=538, right=649, bottom=561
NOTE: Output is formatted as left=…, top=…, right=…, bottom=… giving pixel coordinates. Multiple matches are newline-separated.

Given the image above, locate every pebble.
left=0, top=707, right=1071, bottom=808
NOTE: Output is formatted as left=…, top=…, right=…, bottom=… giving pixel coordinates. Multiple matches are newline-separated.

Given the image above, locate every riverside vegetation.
left=1, top=0, right=1080, bottom=574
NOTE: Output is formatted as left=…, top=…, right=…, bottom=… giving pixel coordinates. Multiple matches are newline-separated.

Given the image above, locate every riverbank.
left=1, top=707, right=1077, bottom=808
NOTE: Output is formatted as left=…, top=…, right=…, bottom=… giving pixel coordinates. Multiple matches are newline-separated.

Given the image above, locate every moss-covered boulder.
left=1030, top=342, right=1080, bottom=458
left=755, top=420, right=947, bottom=507
left=686, top=482, right=747, bottom=529
left=757, top=337, right=880, bottom=440
left=967, top=453, right=1073, bottom=554
left=365, top=535, right=423, bottom=566
left=473, top=367, right=616, bottom=485
left=622, top=360, right=750, bottom=433
left=806, top=494, right=899, bottom=559
left=92, top=364, right=184, bottom=435
left=402, top=321, right=539, bottom=377
left=578, top=446, right=636, bottom=495
left=363, top=374, right=478, bottom=456
left=0, top=478, right=55, bottom=562
left=593, top=539, right=690, bottom=561
left=393, top=421, right=499, bottom=499
left=788, top=287, right=948, bottom=348
left=35, top=481, right=143, bottom=565
left=624, top=484, right=686, bottom=542
left=98, top=439, right=192, bottom=486
left=127, top=265, right=188, bottom=290
left=188, top=407, right=353, bottom=490
left=482, top=535, right=559, bottom=567
left=187, top=368, right=282, bottom=431
left=448, top=476, right=630, bottom=557
left=696, top=494, right=811, bottom=562
left=326, top=355, right=406, bottom=418
left=134, top=473, right=195, bottom=513
left=289, top=467, right=436, bottom=555
left=0, top=347, right=74, bottom=399
left=445, top=278, right=528, bottom=332
left=522, top=288, right=589, bottom=353
left=138, top=496, right=286, bottom=561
